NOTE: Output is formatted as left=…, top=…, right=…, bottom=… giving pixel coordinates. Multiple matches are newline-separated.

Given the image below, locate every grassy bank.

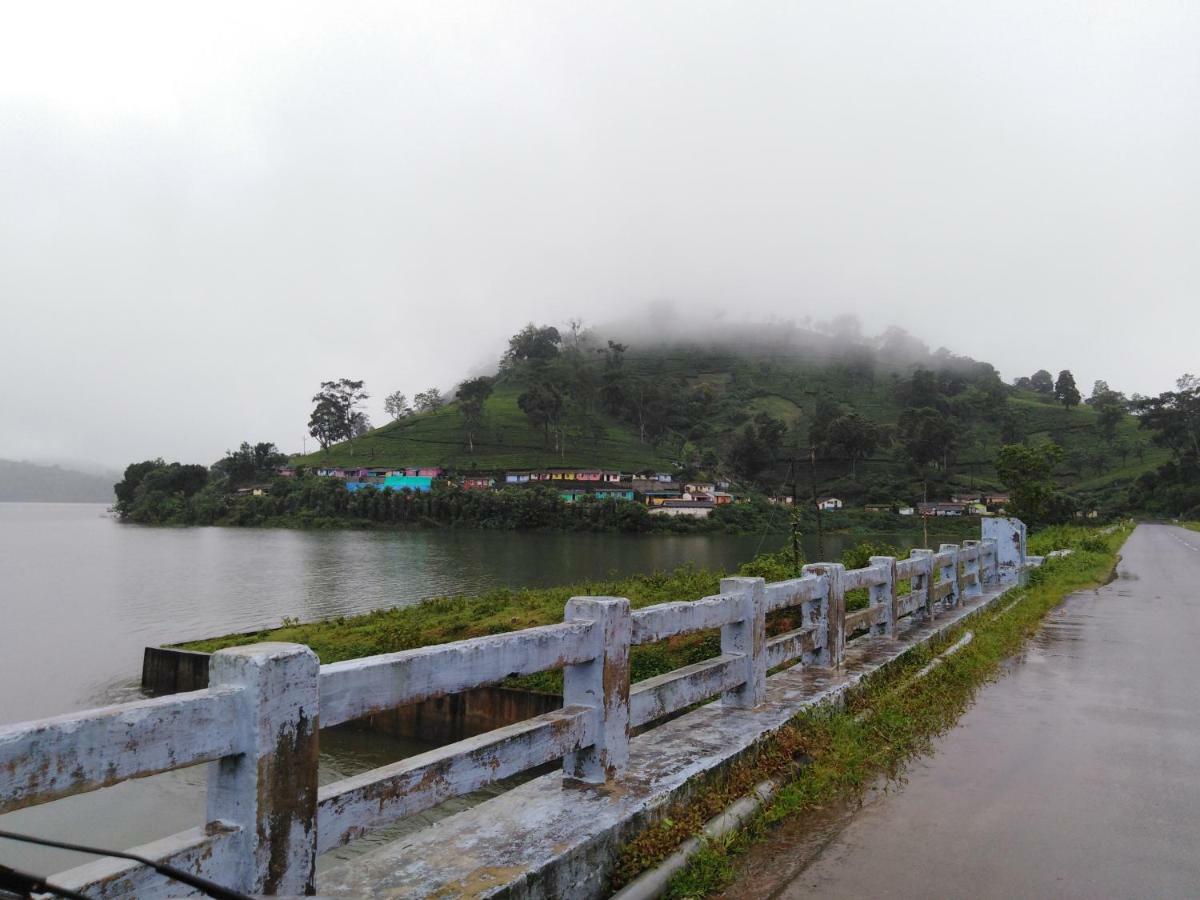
left=613, top=522, right=1132, bottom=898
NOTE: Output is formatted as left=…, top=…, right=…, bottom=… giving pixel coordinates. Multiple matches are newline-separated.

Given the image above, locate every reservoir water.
left=0, top=502, right=951, bottom=877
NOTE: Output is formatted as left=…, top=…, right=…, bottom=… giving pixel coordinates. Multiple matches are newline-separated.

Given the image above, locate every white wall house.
left=816, top=497, right=844, bottom=511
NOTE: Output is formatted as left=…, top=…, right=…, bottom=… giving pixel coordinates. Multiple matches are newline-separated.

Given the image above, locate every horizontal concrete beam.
left=763, top=574, right=826, bottom=612
left=317, top=705, right=595, bottom=854
left=629, top=654, right=743, bottom=728
left=0, top=687, right=242, bottom=813
left=50, top=823, right=242, bottom=898
left=319, top=621, right=596, bottom=727
left=630, top=595, right=740, bottom=644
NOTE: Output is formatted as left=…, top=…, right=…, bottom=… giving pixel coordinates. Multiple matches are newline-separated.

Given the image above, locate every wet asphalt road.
left=767, top=524, right=1200, bottom=899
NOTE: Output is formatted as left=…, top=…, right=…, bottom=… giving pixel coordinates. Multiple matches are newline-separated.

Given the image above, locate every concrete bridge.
left=1, top=521, right=1032, bottom=898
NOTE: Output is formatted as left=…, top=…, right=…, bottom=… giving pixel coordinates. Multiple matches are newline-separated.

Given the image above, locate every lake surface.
left=0, top=502, right=956, bottom=876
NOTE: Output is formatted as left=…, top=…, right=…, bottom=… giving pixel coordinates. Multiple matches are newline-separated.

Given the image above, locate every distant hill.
left=0, top=459, right=116, bottom=503
left=292, top=321, right=1164, bottom=511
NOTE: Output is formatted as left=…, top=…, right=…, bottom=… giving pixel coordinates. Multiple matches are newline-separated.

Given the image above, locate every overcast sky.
left=1, top=1, right=1197, bottom=469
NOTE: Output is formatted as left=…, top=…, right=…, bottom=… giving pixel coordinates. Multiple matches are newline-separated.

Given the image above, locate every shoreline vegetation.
left=613, top=522, right=1132, bottom=897
left=116, top=466, right=987, bottom=537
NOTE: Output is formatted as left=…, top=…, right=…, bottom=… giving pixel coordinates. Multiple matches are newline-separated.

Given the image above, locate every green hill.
left=293, top=323, right=1163, bottom=511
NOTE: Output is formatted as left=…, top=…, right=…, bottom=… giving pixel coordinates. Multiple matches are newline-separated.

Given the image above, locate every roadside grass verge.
left=613, top=522, right=1132, bottom=899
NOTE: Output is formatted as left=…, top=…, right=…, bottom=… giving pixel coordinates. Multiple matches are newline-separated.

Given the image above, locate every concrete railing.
left=0, top=527, right=1012, bottom=896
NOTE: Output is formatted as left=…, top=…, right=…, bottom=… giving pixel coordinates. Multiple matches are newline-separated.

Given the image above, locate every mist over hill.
left=294, top=319, right=1165, bottom=514
left=0, top=459, right=116, bottom=503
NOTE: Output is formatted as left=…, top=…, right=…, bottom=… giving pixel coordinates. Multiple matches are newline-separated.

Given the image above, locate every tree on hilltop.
left=308, top=379, right=369, bottom=451
left=1030, top=369, right=1054, bottom=395
left=1054, top=370, right=1081, bottom=409
left=384, top=391, right=410, bottom=421
left=413, top=388, right=445, bottom=413
left=456, top=377, right=494, bottom=453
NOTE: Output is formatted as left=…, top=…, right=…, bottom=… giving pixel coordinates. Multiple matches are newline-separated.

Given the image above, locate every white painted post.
left=802, top=563, right=846, bottom=667
left=961, top=541, right=983, bottom=599
left=206, top=643, right=319, bottom=896
left=980, top=538, right=999, bottom=585
left=910, top=549, right=935, bottom=622
left=868, top=556, right=899, bottom=638
left=939, top=544, right=961, bottom=608
left=563, top=597, right=631, bottom=784
left=719, top=577, right=767, bottom=708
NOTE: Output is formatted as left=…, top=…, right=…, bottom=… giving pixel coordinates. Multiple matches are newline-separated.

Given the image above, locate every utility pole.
left=789, top=460, right=802, bottom=574
left=809, top=445, right=824, bottom=561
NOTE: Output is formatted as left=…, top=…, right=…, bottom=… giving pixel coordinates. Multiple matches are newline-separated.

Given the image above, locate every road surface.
left=729, top=524, right=1200, bottom=899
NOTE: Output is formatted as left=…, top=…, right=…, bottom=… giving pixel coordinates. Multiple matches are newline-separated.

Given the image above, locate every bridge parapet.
left=0, top=521, right=1019, bottom=896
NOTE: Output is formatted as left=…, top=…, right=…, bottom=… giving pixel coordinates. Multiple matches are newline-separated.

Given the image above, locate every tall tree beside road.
left=996, top=442, right=1067, bottom=523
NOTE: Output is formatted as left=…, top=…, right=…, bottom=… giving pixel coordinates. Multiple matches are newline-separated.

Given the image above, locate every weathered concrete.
left=317, top=579, right=1020, bottom=898
left=749, top=524, right=1200, bottom=899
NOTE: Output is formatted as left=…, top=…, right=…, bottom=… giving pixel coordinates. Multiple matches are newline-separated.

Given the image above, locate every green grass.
left=612, top=522, right=1132, bottom=898
left=292, top=382, right=674, bottom=472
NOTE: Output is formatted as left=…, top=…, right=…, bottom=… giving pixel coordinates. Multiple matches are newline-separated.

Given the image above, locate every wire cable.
left=0, top=830, right=253, bottom=900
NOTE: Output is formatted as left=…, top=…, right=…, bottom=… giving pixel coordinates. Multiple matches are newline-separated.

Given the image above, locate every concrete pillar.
left=939, top=544, right=962, bottom=609
left=802, top=563, right=846, bottom=667
left=983, top=517, right=1027, bottom=583
left=719, top=577, right=767, bottom=708
left=961, top=540, right=984, bottom=599
left=563, top=597, right=631, bottom=784
left=206, top=643, right=319, bottom=896
left=868, top=556, right=899, bottom=638
left=910, top=549, right=936, bottom=622
left=980, top=538, right=999, bottom=585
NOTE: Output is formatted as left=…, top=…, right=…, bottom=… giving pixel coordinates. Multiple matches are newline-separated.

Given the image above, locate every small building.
left=505, top=472, right=531, bottom=484
left=864, top=503, right=892, bottom=513
left=712, top=491, right=734, bottom=506
left=594, top=487, right=635, bottom=501
left=685, top=483, right=715, bottom=495
left=382, top=474, right=433, bottom=493
left=967, top=501, right=989, bottom=516
left=951, top=492, right=981, bottom=504
left=983, top=493, right=1010, bottom=510
left=648, top=500, right=714, bottom=519
left=403, top=466, right=442, bottom=478
left=276, top=467, right=296, bottom=478
left=816, top=497, right=844, bottom=511
left=462, top=476, right=494, bottom=490
left=602, top=471, right=623, bottom=483
left=560, top=487, right=590, bottom=503
left=640, top=490, right=683, bottom=506
left=917, top=501, right=968, bottom=517
left=898, top=506, right=915, bottom=516
left=767, top=495, right=794, bottom=505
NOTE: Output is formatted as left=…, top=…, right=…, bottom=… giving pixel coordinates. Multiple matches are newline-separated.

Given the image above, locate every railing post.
left=939, top=544, right=962, bottom=609
left=961, top=541, right=984, bottom=599
left=910, top=549, right=935, bottom=622
left=868, top=556, right=899, bottom=638
left=719, top=576, right=767, bottom=708
left=206, top=643, right=319, bottom=896
left=563, top=596, right=631, bottom=784
left=980, top=538, right=998, bottom=586
left=802, top=563, right=846, bottom=667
